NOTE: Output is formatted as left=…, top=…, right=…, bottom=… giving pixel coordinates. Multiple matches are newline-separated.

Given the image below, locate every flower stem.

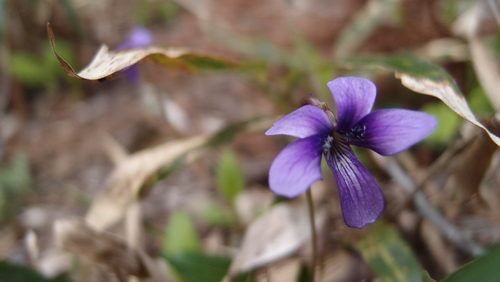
left=306, top=188, right=317, bottom=281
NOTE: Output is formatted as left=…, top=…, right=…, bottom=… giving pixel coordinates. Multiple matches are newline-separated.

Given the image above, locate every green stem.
left=306, top=189, right=317, bottom=281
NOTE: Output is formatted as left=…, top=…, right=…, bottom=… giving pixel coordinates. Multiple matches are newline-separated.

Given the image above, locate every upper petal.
left=116, top=26, right=153, bottom=50
left=265, top=105, right=333, bottom=138
left=325, top=141, right=384, bottom=228
left=327, top=77, right=377, bottom=131
left=268, top=134, right=326, bottom=198
left=347, top=109, right=437, bottom=156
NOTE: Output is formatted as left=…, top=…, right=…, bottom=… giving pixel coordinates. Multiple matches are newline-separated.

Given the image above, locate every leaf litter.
left=5, top=1, right=500, bottom=282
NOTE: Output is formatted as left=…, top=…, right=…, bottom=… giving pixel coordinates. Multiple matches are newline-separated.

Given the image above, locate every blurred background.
left=1, top=0, right=500, bottom=281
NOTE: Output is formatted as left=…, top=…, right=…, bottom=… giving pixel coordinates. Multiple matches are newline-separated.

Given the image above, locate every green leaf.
left=199, top=201, right=236, bottom=227
left=0, top=0, right=6, bottom=45
left=334, top=0, right=403, bottom=58
left=441, top=243, right=500, bottom=282
left=163, top=253, right=254, bottom=282
left=164, top=253, right=230, bottom=282
left=0, top=260, right=69, bottom=282
left=203, top=24, right=292, bottom=65
left=178, top=54, right=238, bottom=71
left=422, top=270, right=437, bottom=282
left=358, top=222, right=426, bottom=282
left=0, top=153, right=32, bottom=223
left=339, top=55, right=456, bottom=84
left=0, top=153, right=31, bottom=192
left=205, top=117, right=265, bottom=147
left=216, top=149, right=244, bottom=202
left=468, top=86, right=495, bottom=115
left=163, top=210, right=201, bottom=256
left=58, top=0, right=85, bottom=39
left=420, top=102, right=461, bottom=147
left=9, top=52, right=46, bottom=87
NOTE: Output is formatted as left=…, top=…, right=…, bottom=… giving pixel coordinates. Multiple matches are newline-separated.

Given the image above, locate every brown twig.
left=372, top=154, right=485, bottom=257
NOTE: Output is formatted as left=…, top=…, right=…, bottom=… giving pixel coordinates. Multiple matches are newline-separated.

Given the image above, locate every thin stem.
left=306, top=189, right=317, bottom=282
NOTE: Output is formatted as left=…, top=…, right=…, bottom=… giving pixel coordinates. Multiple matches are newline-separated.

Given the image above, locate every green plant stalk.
left=306, top=188, right=317, bottom=282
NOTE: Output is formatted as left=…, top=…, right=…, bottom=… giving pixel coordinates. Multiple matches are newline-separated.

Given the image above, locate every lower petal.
left=325, top=141, right=384, bottom=228
left=269, top=134, right=326, bottom=198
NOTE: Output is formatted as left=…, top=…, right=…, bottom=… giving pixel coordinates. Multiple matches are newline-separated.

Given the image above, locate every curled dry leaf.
left=86, top=135, right=207, bottom=230
left=47, top=23, right=236, bottom=81
left=398, top=74, right=500, bottom=147
left=55, top=218, right=172, bottom=282
left=227, top=200, right=325, bottom=278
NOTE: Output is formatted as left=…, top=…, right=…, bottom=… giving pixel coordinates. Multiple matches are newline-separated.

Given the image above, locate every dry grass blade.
left=453, top=3, right=500, bottom=111
left=55, top=218, right=150, bottom=281
left=86, top=135, right=207, bottom=230
left=226, top=200, right=325, bottom=279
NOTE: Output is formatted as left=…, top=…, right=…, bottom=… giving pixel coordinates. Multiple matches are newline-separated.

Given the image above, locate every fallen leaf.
left=398, top=74, right=500, bottom=147
left=86, top=135, right=207, bottom=229
left=47, top=23, right=236, bottom=81
left=359, top=222, right=426, bottom=282
left=227, top=200, right=325, bottom=278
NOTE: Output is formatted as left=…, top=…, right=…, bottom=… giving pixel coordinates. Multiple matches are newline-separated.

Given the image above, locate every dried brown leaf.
left=86, top=135, right=207, bottom=229
left=227, top=200, right=325, bottom=278
left=47, top=23, right=234, bottom=81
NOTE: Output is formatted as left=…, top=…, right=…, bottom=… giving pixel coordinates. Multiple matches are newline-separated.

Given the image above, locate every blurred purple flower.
left=116, top=26, right=153, bottom=83
left=266, top=77, right=437, bottom=228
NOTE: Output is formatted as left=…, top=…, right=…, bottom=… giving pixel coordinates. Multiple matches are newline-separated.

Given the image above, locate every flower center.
left=322, top=134, right=334, bottom=152
left=345, top=124, right=367, bottom=141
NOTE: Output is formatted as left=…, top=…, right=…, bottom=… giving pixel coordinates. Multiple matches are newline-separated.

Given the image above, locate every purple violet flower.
left=265, top=77, right=437, bottom=228
left=116, top=26, right=153, bottom=83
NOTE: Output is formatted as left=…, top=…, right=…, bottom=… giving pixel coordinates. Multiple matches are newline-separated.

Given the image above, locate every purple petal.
left=325, top=141, right=384, bottom=228
left=123, top=65, right=140, bottom=84
left=327, top=77, right=376, bottom=131
left=268, top=134, right=326, bottom=198
left=347, top=109, right=437, bottom=156
left=265, top=105, right=333, bottom=138
left=116, top=26, right=153, bottom=50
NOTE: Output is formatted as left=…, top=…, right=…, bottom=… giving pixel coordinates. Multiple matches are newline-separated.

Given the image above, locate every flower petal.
left=116, top=26, right=153, bottom=50
left=327, top=77, right=376, bottom=131
left=268, top=134, right=326, bottom=198
left=265, top=105, right=333, bottom=138
left=347, top=109, right=437, bottom=155
left=325, top=141, right=384, bottom=228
